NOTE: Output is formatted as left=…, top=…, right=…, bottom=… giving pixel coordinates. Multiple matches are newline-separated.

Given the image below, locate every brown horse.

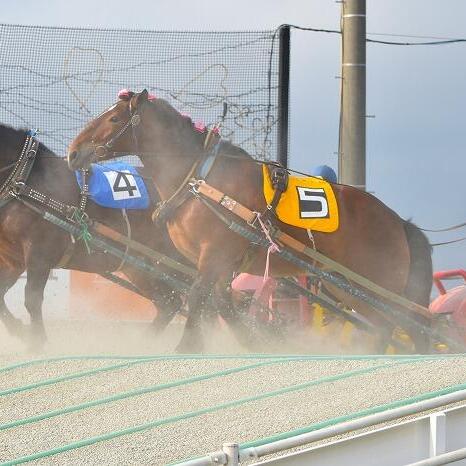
left=0, top=123, right=189, bottom=348
left=68, top=90, right=433, bottom=353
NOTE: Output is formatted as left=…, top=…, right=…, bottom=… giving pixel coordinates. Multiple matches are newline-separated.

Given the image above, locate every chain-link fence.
left=0, top=24, right=285, bottom=161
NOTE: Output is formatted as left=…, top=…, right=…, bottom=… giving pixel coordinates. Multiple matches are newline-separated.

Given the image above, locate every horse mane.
left=0, top=123, right=58, bottom=158
left=0, top=123, right=29, bottom=149
left=149, top=99, right=203, bottom=139
left=147, top=98, right=252, bottom=160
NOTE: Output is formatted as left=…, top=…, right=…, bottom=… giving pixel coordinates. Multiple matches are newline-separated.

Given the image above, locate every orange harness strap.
left=196, top=181, right=256, bottom=224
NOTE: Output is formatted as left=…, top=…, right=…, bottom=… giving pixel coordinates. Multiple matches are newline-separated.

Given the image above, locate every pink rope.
left=255, top=213, right=281, bottom=282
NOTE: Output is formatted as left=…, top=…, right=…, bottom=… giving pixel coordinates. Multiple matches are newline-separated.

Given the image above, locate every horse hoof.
left=26, top=338, right=46, bottom=354
left=147, top=322, right=164, bottom=336
left=175, top=337, right=204, bottom=354
left=26, top=329, right=47, bottom=353
left=9, top=318, right=26, bottom=339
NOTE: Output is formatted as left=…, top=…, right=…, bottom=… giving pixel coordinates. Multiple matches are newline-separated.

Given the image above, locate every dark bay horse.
left=0, top=123, right=187, bottom=348
left=68, top=90, right=433, bottom=353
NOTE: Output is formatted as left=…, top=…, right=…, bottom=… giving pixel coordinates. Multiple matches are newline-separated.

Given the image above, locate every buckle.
left=26, top=149, right=37, bottom=159
left=188, top=179, right=205, bottom=195
left=248, top=212, right=260, bottom=227
left=11, top=181, right=25, bottom=196
left=94, top=145, right=108, bottom=158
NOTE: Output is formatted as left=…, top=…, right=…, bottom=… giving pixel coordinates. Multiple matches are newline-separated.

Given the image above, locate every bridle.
left=81, top=94, right=232, bottom=224
left=93, top=101, right=141, bottom=160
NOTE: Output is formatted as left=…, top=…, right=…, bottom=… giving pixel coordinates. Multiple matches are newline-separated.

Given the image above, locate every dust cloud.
left=0, top=307, right=375, bottom=362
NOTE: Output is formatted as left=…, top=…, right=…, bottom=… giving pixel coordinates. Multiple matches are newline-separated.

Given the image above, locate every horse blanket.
left=262, top=165, right=339, bottom=232
left=75, top=161, right=150, bottom=209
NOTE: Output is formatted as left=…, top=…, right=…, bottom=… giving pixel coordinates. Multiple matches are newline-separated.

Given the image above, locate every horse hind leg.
left=212, top=279, right=267, bottom=351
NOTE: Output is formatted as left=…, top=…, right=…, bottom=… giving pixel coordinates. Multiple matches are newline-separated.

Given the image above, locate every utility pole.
left=339, top=0, right=366, bottom=190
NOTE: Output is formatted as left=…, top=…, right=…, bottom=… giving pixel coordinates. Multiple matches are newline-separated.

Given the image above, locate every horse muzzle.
left=67, top=147, right=95, bottom=171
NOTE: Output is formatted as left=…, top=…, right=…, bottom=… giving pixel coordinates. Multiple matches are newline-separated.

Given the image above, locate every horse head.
left=67, top=89, right=205, bottom=171
left=67, top=90, right=148, bottom=170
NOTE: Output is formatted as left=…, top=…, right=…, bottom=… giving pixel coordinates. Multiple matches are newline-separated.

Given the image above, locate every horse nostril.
left=69, top=151, right=77, bottom=161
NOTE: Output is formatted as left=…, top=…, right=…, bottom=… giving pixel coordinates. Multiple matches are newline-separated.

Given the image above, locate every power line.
left=367, top=31, right=466, bottom=41
left=281, top=24, right=466, bottom=46
left=366, top=37, right=466, bottom=46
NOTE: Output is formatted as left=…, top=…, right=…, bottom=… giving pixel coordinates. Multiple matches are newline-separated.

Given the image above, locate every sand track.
left=0, top=320, right=465, bottom=465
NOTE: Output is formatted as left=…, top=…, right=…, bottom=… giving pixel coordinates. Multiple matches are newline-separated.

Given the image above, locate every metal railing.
left=178, top=388, right=466, bottom=466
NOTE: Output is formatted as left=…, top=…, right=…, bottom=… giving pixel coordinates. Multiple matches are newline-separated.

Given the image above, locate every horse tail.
left=403, top=220, right=433, bottom=307
left=402, top=220, right=433, bottom=352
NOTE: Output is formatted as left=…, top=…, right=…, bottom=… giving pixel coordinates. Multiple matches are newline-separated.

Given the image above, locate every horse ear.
left=130, top=89, right=148, bottom=111
left=137, top=89, right=149, bottom=105
left=118, top=89, right=134, bottom=101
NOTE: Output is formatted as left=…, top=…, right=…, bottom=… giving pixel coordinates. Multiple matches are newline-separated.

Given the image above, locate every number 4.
left=113, top=172, right=138, bottom=197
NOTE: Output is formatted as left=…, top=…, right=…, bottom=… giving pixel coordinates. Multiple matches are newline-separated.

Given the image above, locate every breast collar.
left=151, top=138, right=225, bottom=225
left=196, top=137, right=225, bottom=180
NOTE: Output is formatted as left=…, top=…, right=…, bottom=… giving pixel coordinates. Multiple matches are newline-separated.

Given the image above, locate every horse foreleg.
left=0, top=266, right=25, bottom=339
left=24, top=265, right=50, bottom=349
left=175, top=275, right=213, bottom=353
left=150, top=286, right=183, bottom=334
left=123, top=267, right=183, bottom=335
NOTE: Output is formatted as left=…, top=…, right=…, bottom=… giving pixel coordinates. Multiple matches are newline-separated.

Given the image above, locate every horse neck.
left=0, top=130, right=29, bottom=188
left=140, top=132, right=204, bottom=201
left=1, top=130, right=26, bottom=167
left=142, top=152, right=198, bottom=201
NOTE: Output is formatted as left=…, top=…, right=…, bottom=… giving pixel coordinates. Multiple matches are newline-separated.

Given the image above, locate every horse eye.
left=109, top=116, right=119, bottom=123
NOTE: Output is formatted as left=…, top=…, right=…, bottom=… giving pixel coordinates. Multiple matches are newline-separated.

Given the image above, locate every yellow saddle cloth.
left=262, top=165, right=339, bottom=233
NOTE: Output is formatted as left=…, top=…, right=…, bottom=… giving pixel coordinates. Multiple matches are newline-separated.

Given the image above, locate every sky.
left=1, top=0, right=465, bottom=274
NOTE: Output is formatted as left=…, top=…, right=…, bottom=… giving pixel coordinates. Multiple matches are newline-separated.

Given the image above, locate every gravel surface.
left=0, top=319, right=465, bottom=465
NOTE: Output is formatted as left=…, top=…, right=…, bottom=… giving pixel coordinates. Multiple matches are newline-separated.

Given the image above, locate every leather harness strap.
left=1, top=134, right=90, bottom=222
left=152, top=138, right=224, bottom=225
left=190, top=178, right=433, bottom=320
left=56, top=235, right=76, bottom=269
left=0, top=133, right=39, bottom=209
left=194, top=181, right=256, bottom=224
left=152, top=159, right=200, bottom=224
left=91, top=220, right=197, bottom=278
left=0, top=133, right=93, bottom=269
left=266, top=164, right=289, bottom=215
left=198, top=137, right=222, bottom=179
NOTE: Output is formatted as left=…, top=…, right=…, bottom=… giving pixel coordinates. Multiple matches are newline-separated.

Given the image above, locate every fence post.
left=429, top=412, right=446, bottom=457
left=277, top=25, right=290, bottom=167
left=222, top=443, right=239, bottom=466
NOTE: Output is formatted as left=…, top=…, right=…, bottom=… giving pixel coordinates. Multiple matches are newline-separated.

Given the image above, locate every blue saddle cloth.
left=75, top=162, right=150, bottom=209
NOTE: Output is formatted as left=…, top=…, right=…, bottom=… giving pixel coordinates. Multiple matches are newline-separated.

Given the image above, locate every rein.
left=95, top=103, right=226, bottom=224
left=151, top=138, right=225, bottom=224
